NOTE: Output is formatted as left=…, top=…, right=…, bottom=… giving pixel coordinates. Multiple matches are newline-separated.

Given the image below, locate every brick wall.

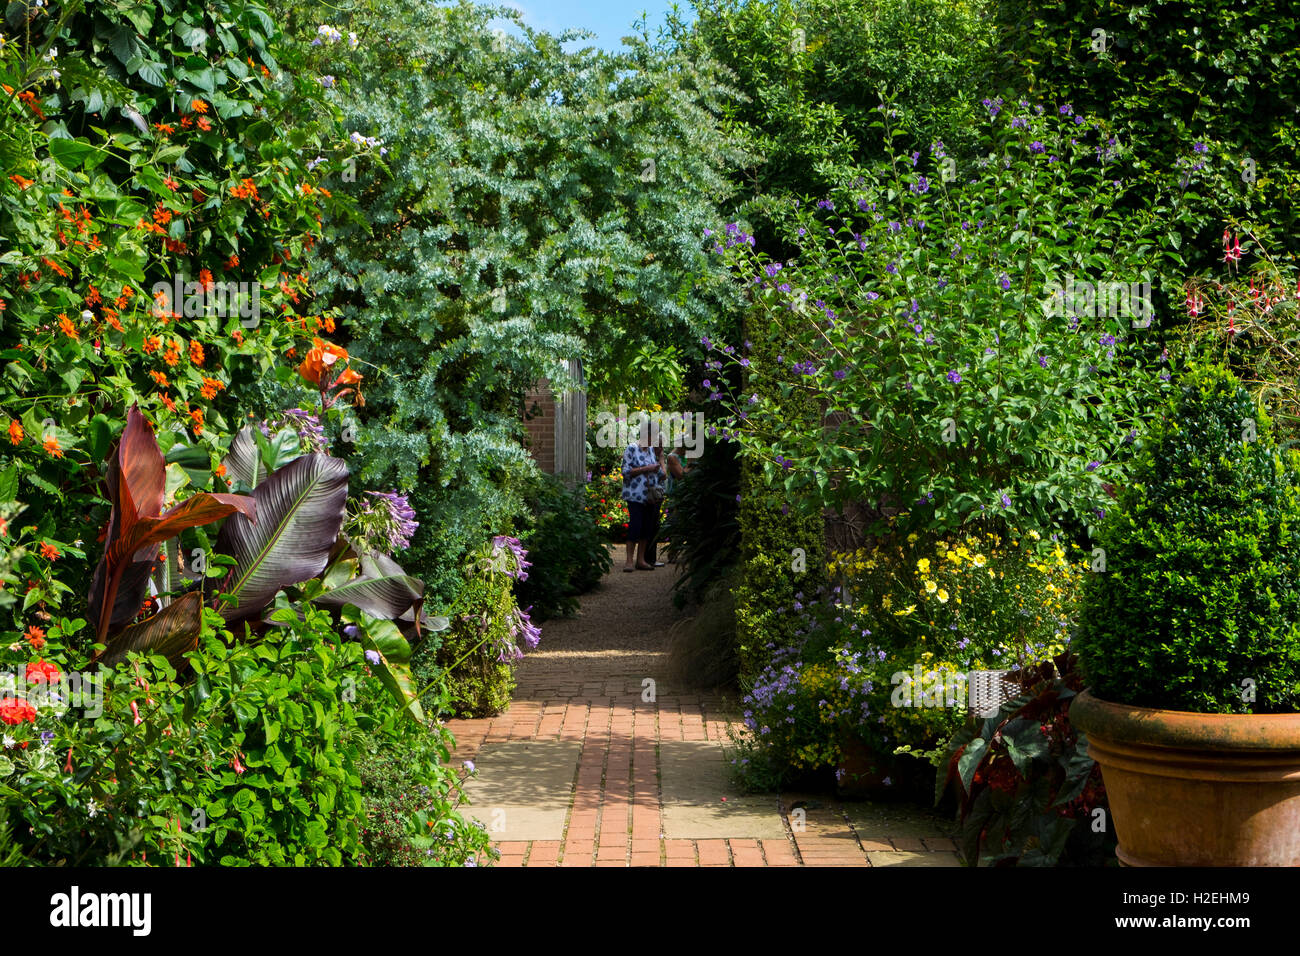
left=523, top=379, right=556, bottom=474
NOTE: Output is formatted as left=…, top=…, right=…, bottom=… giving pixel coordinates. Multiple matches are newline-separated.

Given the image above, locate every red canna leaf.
left=89, top=404, right=255, bottom=644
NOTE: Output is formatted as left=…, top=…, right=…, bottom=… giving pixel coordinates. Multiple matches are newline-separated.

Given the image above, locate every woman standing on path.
left=621, top=420, right=665, bottom=572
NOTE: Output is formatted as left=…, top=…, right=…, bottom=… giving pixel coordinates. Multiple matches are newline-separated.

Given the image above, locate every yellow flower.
left=916, top=558, right=931, bottom=573
left=882, top=594, right=892, bottom=610
left=971, top=553, right=986, bottom=567
left=893, top=604, right=916, bottom=617
left=924, top=578, right=937, bottom=593
left=936, top=589, right=949, bottom=603
left=907, top=533, right=918, bottom=544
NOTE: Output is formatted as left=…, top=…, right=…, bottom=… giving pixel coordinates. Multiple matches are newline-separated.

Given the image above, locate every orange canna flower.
left=8, top=420, right=23, bottom=444
left=336, top=368, right=363, bottom=387
left=43, top=437, right=63, bottom=458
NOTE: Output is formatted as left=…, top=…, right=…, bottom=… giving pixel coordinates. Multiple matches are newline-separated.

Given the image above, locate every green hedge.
left=733, top=314, right=828, bottom=683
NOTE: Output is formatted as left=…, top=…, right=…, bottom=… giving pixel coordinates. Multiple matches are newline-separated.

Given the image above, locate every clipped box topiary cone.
left=1071, top=365, right=1300, bottom=866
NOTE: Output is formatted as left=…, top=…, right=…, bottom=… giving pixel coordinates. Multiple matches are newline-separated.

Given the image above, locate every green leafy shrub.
left=515, top=473, right=611, bottom=621
left=1, top=603, right=484, bottom=866
left=733, top=318, right=827, bottom=684
left=989, top=0, right=1299, bottom=271
left=709, top=101, right=1178, bottom=541
left=354, top=712, right=493, bottom=866
left=417, top=539, right=534, bottom=718
left=1075, top=364, right=1300, bottom=714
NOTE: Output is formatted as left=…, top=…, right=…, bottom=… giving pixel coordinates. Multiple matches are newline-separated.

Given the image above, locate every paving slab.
left=659, top=740, right=788, bottom=839
left=866, top=850, right=963, bottom=867
left=460, top=740, right=582, bottom=842
left=841, top=801, right=957, bottom=841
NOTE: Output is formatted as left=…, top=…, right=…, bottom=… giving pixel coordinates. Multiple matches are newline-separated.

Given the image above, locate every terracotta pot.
left=1071, top=690, right=1300, bottom=866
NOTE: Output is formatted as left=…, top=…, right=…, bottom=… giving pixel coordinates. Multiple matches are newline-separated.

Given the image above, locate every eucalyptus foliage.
left=265, top=0, right=749, bottom=598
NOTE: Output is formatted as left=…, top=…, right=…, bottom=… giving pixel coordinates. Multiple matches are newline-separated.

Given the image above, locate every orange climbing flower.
left=189, top=407, right=204, bottom=434
left=296, top=337, right=349, bottom=386
left=158, top=392, right=176, bottom=413
left=215, top=463, right=227, bottom=478
left=39, top=542, right=60, bottom=561
left=85, top=285, right=102, bottom=306
left=143, top=335, right=162, bottom=355
left=43, top=436, right=63, bottom=458
left=152, top=204, right=173, bottom=226
left=25, top=626, right=45, bottom=650
left=8, top=420, right=23, bottom=444
left=58, top=313, right=79, bottom=339
left=230, top=178, right=259, bottom=201
left=196, top=116, right=212, bottom=132
left=232, top=328, right=244, bottom=345
left=9, top=174, right=34, bottom=190
left=163, top=344, right=181, bottom=367
left=199, top=377, right=225, bottom=400
left=163, top=176, right=179, bottom=191
left=225, top=254, right=240, bottom=270
left=149, top=370, right=169, bottom=387
left=188, top=339, right=205, bottom=366
left=154, top=122, right=175, bottom=135
left=198, top=268, right=214, bottom=292
left=190, top=98, right=209, bottom=114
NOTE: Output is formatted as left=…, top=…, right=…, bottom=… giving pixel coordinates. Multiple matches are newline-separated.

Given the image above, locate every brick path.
left=446, top=549, right=961, bottom=867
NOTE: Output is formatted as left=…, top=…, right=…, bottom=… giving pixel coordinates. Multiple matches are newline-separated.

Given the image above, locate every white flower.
left=0, top=35, right=7, bottom=50
left=86, top=799, right=100, bottom=818
left=45, top=46, right=57, bottom=61
left=2, top=734, right=14, bottom=748
left=348, top=31, right=359, bottom=49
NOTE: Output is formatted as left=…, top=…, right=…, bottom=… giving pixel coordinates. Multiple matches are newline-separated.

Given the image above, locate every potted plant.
left=1071, top=365, right=1300, bottom=866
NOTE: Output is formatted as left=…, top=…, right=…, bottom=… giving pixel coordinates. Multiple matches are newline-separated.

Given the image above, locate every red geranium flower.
left=26, top=660, right=61, bottom=684
left=0, top=698, right=37, bottom=725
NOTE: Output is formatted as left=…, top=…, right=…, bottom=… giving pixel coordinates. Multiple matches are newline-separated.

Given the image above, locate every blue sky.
left=487, top=0, right=695, bottom=52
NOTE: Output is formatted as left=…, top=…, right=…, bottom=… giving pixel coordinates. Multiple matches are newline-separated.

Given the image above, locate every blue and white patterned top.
left=621, top=444, right=662, bottom=504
